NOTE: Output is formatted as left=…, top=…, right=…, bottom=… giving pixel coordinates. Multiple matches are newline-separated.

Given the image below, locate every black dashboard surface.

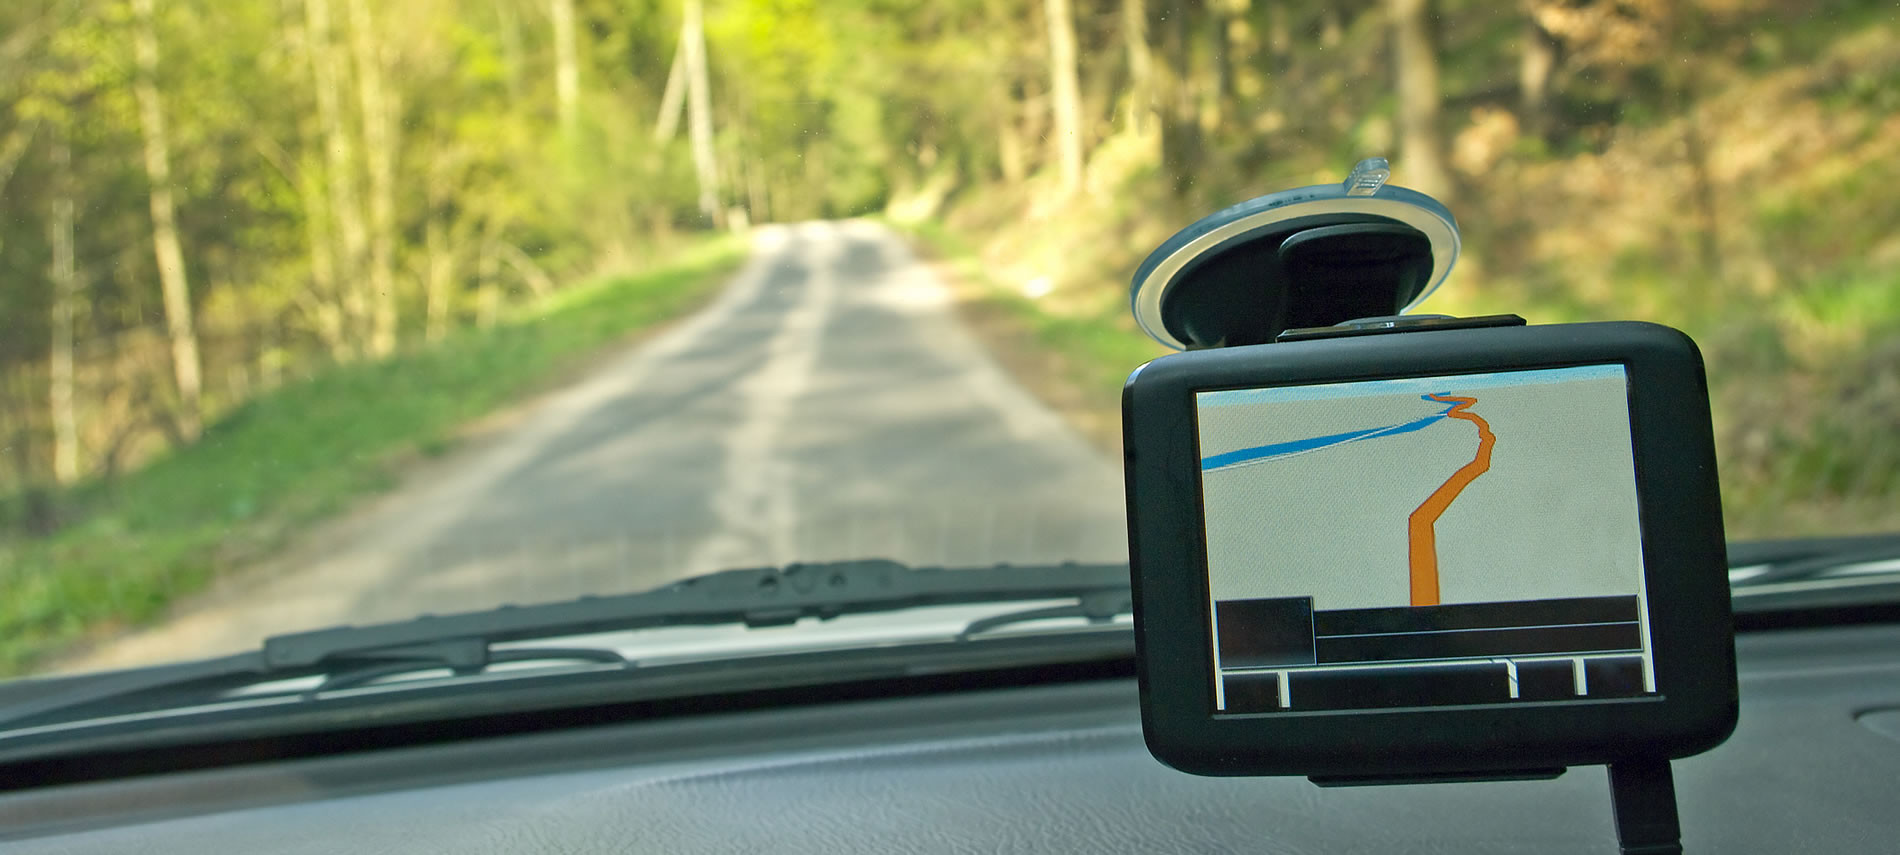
left=3, top=623, right=1898, bottom=853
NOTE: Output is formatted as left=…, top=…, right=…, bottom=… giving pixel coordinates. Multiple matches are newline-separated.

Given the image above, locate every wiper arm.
left=956, top=589, right=1132, bottom=641
left=0, top=559, right=1130, bottom=731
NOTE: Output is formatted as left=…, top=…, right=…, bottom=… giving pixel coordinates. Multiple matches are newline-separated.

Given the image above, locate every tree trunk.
left=295, top=151, right=348, bottom=357
left=1044, top=0, right=1085, bottom=193
left=424, top=216, right=454, bottom=341
left=0, top=119, right=38, bottom=197
left=1321, top=7, right=1343, bottom=47
left=424, top=139, right=457, bottom=342
left=997, top=103, right=1027, bottom=185
left=653, top=40, right=686, bottom=142
left=494, top=0, right=526, bottom=102
left=48, top=133, right=80, bottom=484
left=1121, top=0, right=1153, bottom=136
left=551, top=0, right=579, bottom=136
left=476, top=219, right=503, bottom=328
left=1519, top=9, right=1556, bottom=136
left=1388, top=0, right=1451, bottom=199
left=349, top=0, right=399, bottom=357
left=1157, top=1, right=1201, bottom=196
left=1264, top=0, right=1290, bottom=70
left=1683, top=109, right=1722, bottom=281
left=1202, top=0, right=1233, bottom=130
left=276, top=11, right=347, bottom=357
left=131, top=0, right=203, bottom=442
left=683, top=0, right=722, bottom=227
left=744, top=154, right=771, bottom=223
left=306, top=0, right=370, bottom=355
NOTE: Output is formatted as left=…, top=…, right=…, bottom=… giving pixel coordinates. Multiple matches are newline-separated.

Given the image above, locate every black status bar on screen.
left=1216, top=595, right=1643, bottom=669
left=1213, top=594, right=1650, bottom=713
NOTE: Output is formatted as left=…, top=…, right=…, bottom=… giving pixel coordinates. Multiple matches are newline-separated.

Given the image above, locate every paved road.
left=68, top=221, right=1128, bottom=671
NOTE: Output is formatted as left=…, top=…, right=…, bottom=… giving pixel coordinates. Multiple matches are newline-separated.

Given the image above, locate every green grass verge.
left=898, top=213, right=1900, bottom=540
left=0, top=237, right=746, bottom=675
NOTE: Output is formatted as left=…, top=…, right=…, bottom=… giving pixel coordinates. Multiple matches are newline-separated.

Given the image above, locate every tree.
left=47, top=131, right=79, bottom=484
left=1155, top=0, right=1202, bottom=196
left=1387, top=0, right=1451, bottom=199
left=349, top=0, right=399, bottom=357
left=306, top=0, right=371, bottom=358
left=130, top=0, right=204, bottom=441
left=1519, top=4, right=1557, bottom=134
left=653, top=41, right=685, bottom=141
left=683, top=0, right=721, bottom=226
left=1121, top=0, right=1153, bottom=136
left=1045, top=0, right=1085, bottom=192
left=551, top=0, right=579, bottom=136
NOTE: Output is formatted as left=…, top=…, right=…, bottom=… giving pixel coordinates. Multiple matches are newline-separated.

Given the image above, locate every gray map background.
left=1196, top=370, right=1646, bottom=610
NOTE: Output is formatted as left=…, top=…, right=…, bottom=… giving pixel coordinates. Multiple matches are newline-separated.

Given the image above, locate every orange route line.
left=1406, top=394, right=1495, bottom=607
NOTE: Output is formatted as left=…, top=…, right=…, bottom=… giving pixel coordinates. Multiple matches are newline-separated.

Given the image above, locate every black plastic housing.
left=1122, top=321, right=1738, bottom=778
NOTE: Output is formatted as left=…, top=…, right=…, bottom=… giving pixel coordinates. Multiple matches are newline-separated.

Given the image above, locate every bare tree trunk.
left=744, top=154, right=770, bottom=223
left=683, top=0, right=722, bottom=227
left=1683, top=111, right=1722, bottom=281
left=307, top=0, right=370, bottom=355
left=132, top=0, right=203, bottom=441
left=1202, top=0, right=1233, bottom=129
left=1044, top=0, right=1085, bottom=192
left=494, top=0, right=526, bottom=102
left=551, top=0, right=579, bottom=136
left=274, top=9, right=348, bottom=358
left=424, top=217, right=454, bottom=341
left=48, top=133, right=80, bottom=484
left=1157, top=1, right=1201, bottom=197
left=1388, top=0, right=1451, bottom=199
left=653, top=40, right=686, bottom=141
left=1320, top=6, right=1343, bottom=47
left=1121, top=0, right=1153, bottom=136
left=1519, top=9, right=1556, bottom=136
left=476, top=219, right=502, bottom=328
left=0, top=119, right=38, bottom=198
left=294, top=152, right=348, bottom=357
left=1265, top=0, right=1290, bottom=70
left=424, top=139, right=457, bottom=342
left=349, top=0, right=399, bottom=357
left=998, top=103, right=1027, bottom=185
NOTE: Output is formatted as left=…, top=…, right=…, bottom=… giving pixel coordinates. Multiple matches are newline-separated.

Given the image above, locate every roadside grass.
left=0, top=237, right=746, bottom=675
left=902, top=200, right=1900, bottom=540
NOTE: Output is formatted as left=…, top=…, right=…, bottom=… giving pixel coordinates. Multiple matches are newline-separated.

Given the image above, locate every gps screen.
left=1195, top=364, right=1656, bottom=715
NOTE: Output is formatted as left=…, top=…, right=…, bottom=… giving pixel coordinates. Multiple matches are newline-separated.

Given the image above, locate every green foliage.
left=0, top=241, right=742, bottom=675
left=4, top=0, right=1900, bottom=672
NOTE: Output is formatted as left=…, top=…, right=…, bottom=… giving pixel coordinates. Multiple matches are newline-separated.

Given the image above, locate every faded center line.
left=684, top=223, right=839, bottom=574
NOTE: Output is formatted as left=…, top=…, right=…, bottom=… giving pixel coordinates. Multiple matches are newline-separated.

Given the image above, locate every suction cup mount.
left=1130, top=158, right=1461, bottom=350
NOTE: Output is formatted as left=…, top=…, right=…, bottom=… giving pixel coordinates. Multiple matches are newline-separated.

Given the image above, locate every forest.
left=2, top=0, right=1897, bottom=540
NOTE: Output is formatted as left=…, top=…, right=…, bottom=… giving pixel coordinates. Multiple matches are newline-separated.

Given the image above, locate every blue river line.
left=1202, top=396, right=1457, bottom=472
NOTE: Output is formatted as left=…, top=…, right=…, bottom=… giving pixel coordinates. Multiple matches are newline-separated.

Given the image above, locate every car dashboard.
left=2, top=621, right=1898, bottom=853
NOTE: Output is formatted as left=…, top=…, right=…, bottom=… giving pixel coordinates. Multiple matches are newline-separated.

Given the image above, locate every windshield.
left=0, top=0, right=1893, bottom=697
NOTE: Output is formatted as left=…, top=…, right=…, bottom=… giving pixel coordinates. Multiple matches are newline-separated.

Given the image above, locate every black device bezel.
left=1122, top=321, right=1738, bottom=778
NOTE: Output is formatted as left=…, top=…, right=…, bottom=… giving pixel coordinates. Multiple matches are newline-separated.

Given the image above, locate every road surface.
left=67, top=221, right=1128, bottom=671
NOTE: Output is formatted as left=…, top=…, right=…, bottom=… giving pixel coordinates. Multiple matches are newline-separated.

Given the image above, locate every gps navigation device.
left=1124, top=320, right=1736, bottom=780
left=1121, top=163, right=1737, bottom=852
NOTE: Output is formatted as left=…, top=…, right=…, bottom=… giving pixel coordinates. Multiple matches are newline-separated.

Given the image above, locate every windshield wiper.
left=0, top=559, right=1130, bottom=732
left=1728, top=533, right=1900, bottom=613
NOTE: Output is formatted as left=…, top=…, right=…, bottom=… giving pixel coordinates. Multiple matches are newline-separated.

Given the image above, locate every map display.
left=1195, top=364, right=1657, bottom=714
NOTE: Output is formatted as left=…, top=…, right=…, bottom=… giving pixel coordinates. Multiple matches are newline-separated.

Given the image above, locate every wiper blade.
left=263, top=558, right=1128, bottom=667
left=1728, top=533, right=1900, bottom=610
left=0, top=559, right=1129, bottom=731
